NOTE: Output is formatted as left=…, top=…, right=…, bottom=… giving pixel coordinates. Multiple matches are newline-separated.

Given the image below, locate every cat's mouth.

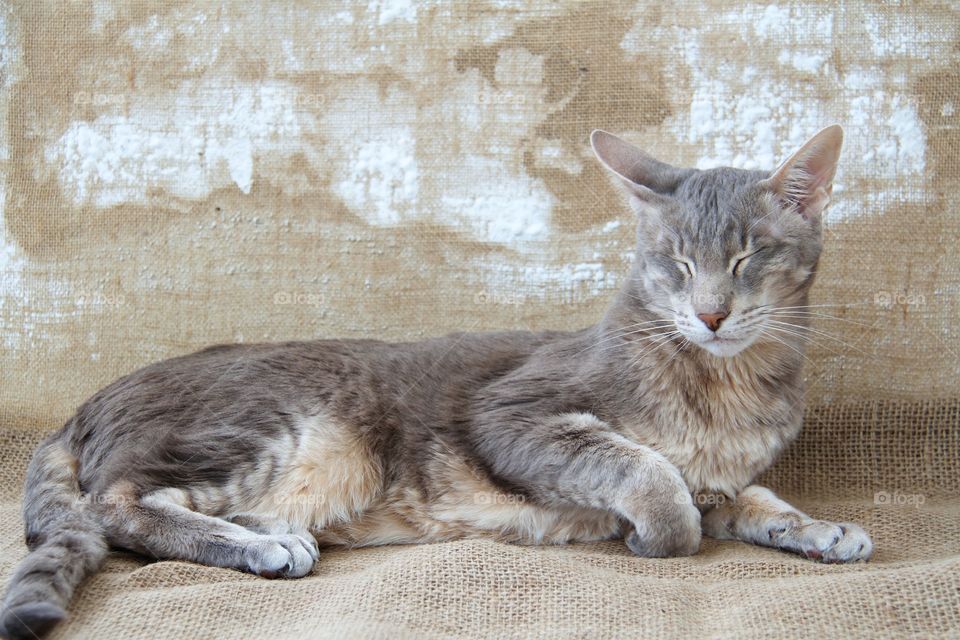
left=695, top=334, right=752, bottom=357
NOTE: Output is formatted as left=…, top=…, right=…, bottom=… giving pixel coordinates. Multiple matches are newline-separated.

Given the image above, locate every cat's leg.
left=701, top=485, right=872, bottom=562
left=100, top=488, right=319, bottom=577
left=474, top=412, right=701, bottom=557
left=225, top=513, right=317, bottom=542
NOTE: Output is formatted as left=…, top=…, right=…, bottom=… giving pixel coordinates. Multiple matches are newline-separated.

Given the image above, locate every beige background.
left=0, top=1, right=958, bottom=637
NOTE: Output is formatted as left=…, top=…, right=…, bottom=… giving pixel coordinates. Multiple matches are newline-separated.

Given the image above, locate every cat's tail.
left=1, top=435, right=108, bottom=640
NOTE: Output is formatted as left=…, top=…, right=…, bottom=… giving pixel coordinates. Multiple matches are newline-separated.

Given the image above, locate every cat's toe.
left=821, top=523, right=873, bottom=563
left=794, top=521, right=844, bottom=560
left=293, top=532, right=321, bottom=563
left=243, top=534, right=318, bottom=578
left=626, top=501, right=701, bottom=557
left=785, top=520, right=872, bottom=563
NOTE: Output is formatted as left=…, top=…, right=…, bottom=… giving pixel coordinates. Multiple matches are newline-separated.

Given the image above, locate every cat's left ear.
left=762, top=124, right=843, bottom=221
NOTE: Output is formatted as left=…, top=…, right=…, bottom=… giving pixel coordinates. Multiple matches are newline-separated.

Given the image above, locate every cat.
left=0, top=125, right=873, bottom=639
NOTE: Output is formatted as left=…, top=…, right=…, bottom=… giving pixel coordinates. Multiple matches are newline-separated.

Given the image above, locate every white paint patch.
left=862, top=10, right=945, bottom=59
left=90, top=0, right=117, bottom=33
left=886, top=101, right=927, bottom=172
left=335, top=132, right=420, bottom=226
left=368, top=0, right=417, bottom=25
left=0, top=14, right=75, bottom=350
left=478, top=259, right=615, bottom=303
left=442, top=158, right=551, bottom=243
left=46, top=79, right=318, bottom=206
left=225, top=137, right=254, bottom=194
left=415, top=59, right=555, bottom=248
left=777, top=50, right=826, bottom=74
left=535, top=140, right=583, bottom=174
left=621, top=4, right=945, bottom=223
left=124, top=14, right=174, bottom=49
left=754, top=5, right=791, bottom=37
left=0, top=14, right=24, bottom=307
left=682, top=71, right=818, bottom=171
left=0, top=183, right=25, bottom=305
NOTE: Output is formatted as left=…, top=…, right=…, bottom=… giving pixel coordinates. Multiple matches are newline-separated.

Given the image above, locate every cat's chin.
left=695, top=337, right=752, bottom=358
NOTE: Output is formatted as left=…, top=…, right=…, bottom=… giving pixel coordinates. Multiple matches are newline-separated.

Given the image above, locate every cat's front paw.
left=624, top=477, right=702, bottom=557
left=771, top=520, right=873, bottom=563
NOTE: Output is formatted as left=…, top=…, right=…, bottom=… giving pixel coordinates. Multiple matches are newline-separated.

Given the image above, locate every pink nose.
left=697, top=311, right=728, bottom=332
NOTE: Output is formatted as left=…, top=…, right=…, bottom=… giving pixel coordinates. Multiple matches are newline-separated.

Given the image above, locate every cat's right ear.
left=591, top=130, right=689, bottom=216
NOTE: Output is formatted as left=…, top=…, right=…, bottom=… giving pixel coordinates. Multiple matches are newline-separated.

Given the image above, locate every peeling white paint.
left=368, top=0, right=418, bottom=25
left=46, top=80, right=318, bottom=206
left=777, top=50, right=826, bottom=74
left=620, top=5, right=945, bottom=224
left=478, top=259, right=616, bottom=302
left=442, top=157, right=552, bottom=244
left=336, top=133, right=420, bottom=226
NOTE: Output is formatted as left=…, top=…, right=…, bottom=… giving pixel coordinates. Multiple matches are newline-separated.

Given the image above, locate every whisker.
left=761, top=324, right=848, bottom=357
left=578, top=323, right=678, bottom=356
left=582, top=329, right=682, bottom=359
left=626, top=331, right=683, bottom=368
left=765, top=319, right=869, bottom=354
left=770, top=311, right=877, bottom=329
left=757, top=329, right=815, bottom=365
left=666, top=336, right=690, bottom=361
left=763, top=302, right=874, bottom=310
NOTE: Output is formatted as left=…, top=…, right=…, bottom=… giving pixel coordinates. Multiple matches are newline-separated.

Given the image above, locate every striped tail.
left=1, top=436, right=108, bottom=639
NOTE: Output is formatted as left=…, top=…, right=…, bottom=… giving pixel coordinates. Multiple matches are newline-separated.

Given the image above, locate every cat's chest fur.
left=618, top=352, right=802, bottom=497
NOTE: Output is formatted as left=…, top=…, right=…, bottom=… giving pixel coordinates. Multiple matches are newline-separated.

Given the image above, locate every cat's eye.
left=731, top=250, right=759, bottom=276
left=675, top=260, right=694, bottom=277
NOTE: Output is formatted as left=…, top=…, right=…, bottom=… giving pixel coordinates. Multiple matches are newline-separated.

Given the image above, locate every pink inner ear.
left=774, top=142, right=838, bottom=220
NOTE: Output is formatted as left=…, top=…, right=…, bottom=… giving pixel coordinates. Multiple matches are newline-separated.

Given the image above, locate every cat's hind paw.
left=241, top=533, right=319, bottom=578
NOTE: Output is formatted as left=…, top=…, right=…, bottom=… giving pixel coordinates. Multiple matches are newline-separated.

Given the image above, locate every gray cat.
left=0, top=125, right=872, bottom=639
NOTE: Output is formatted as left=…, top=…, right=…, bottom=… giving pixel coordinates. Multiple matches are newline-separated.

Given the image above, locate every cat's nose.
left=696, top=311, right=728, bottom=332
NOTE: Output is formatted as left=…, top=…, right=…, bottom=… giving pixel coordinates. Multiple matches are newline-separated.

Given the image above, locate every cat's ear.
left=591, top=130, right=689, bottom=194
left=762, top=125, right=843, bottom=221
left=591, top=130, right=689, bottom=215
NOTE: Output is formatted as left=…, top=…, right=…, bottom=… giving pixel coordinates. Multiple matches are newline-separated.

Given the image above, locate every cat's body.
left=1, top=126, right=873, bottom=640
left=58, top=320, right=797, bottom=550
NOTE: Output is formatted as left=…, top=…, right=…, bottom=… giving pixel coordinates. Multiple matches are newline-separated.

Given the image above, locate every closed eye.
left=675, top=259, right=694, bottom=277
left=731, top=250, right=761, bottom=276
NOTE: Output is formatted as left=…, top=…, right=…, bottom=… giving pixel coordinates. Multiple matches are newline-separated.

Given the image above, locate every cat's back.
left=64, top=329, right=571, bottom=454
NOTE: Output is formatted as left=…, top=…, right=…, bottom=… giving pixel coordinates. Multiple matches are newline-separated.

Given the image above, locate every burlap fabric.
left=1, top=1, right=958, bottom=638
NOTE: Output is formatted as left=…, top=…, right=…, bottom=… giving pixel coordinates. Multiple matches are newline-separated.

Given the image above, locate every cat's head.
left=592, top=126, right=842, bottom=358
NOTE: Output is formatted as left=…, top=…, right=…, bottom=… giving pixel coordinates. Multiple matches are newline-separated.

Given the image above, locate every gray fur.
left=1, top=125, right=870, bottom=639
